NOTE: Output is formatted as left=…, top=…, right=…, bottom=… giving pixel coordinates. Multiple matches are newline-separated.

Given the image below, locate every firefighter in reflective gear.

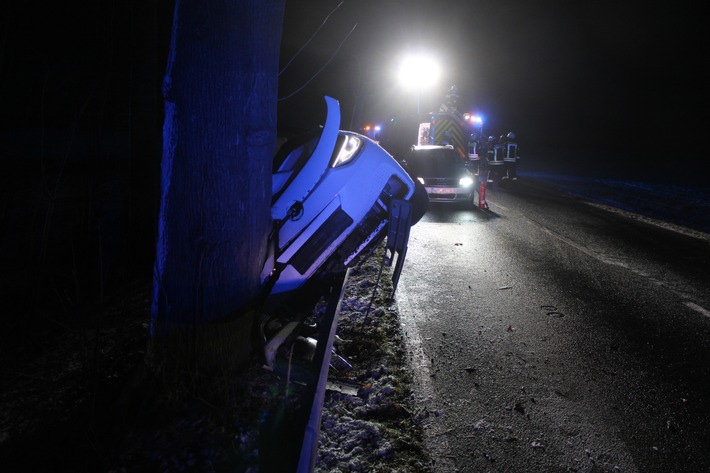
left=502, top=131, right=519, bottom=181
left=474, top=135, right=495, bottom=209
left=467, top=133, right=482, bottom=175
left=486, top=135, right=505, bottom=183
left=483, top=135, right=496, bottom=157
left=480, top=135, right=494, bottom=180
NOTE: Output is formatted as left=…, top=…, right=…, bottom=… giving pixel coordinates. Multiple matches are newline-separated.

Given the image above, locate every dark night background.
left=278, top=0, right=707, bottom=178
left=0, top=1, right=708, bottom=469
left=0, top=0, right=707, bottom=347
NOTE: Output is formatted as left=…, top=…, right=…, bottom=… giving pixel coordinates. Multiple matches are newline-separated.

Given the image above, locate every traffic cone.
left=478, top=179, right=487, bottom=209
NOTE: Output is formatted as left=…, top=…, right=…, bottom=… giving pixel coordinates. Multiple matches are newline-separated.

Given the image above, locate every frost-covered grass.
left=314, top=248, right=432, bottom=472
left=521, top=170, right=710, bottom=235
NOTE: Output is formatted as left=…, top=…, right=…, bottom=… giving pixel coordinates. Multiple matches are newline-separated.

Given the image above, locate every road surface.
left=397, top=178, right=710, bottom=472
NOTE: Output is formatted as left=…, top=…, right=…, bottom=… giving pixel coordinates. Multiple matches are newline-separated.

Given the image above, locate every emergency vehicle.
left=417, top=86, right=484, bottom=164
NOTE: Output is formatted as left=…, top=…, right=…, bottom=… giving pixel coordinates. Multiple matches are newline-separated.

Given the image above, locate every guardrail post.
left=296, top=268, right=350, bottom=472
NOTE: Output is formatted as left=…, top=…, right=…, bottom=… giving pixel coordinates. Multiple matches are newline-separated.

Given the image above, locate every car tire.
left=411, top=179, right=429, bottom=224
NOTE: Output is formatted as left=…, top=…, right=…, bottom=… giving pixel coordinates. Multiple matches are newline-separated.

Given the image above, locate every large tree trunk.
left=148, top=0, right=285, bottom=395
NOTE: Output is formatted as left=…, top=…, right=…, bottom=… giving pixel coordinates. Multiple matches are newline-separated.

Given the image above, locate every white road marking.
left=584, top=202, right=710, bottom=243
left=686, top=302, right=710, bottom=319
left=520, top=214, right=710, bottom=321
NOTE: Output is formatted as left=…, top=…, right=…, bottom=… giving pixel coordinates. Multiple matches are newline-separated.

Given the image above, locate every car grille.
left=333, top=175, right=410, bottom=269
left=429, top=193, right=457, bottom=200
left=290, top=208, right=354, bottom=274
left=290, top=174, right=411, bottom=276
left=423, top=177, right=459, bottom=186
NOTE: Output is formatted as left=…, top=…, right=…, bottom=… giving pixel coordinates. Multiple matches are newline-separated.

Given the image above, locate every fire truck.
left=417, top=86, right=483, bottom=163
left=416, top=86, right=519, bottom=207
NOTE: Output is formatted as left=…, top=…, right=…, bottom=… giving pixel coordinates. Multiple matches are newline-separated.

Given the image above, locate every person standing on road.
left=468, top=133, right=482, bottom=175
left=486, top=135, right=505, bottom=184
left=503, top=131, right=519, bottom=181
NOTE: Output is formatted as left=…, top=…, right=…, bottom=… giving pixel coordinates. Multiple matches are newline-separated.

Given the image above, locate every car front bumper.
left=425, top=185, right=473, bottom=202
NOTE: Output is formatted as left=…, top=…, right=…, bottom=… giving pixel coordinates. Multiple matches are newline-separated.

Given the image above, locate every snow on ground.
left=313, top=252, right=432, bottom=472
left=520, top=170, right=710, bottom=238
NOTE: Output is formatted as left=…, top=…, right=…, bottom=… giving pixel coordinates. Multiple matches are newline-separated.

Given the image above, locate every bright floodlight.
left=397, top=54, right=441, bottom=90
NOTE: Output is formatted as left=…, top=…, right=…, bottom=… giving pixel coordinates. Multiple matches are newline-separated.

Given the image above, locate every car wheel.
left=410, top=180, right=429, bottom=224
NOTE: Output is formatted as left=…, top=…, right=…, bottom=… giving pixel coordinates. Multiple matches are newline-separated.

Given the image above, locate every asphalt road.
left=396, top=178, right=710, bottom=473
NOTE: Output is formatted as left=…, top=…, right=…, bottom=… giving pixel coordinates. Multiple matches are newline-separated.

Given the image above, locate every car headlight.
left=417, top=177, right=425, bottom=185
left=459, top=176, right=474, bottom=187
left=330, top=134, right=362, bottom=167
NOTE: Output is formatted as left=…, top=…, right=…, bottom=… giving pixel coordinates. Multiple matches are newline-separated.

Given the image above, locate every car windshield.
left=407, top=149, right=463, bottom=174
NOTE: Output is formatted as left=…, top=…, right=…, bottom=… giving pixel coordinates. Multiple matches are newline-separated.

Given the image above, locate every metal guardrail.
left=259, top=269, right=350, bottom=473
left=296, top=268, right=350, bottom=473
left=260, top=200, right=412, bottom=471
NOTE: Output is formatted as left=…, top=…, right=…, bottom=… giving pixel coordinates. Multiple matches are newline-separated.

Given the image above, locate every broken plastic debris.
left=326, top=381, right=359, bottom=396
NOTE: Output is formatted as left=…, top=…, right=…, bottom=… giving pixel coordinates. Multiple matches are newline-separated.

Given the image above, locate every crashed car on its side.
left=267, top=96, right=427, bottom=297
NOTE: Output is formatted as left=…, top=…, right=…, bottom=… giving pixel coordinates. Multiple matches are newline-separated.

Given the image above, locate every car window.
left=407, top=149, right=463, bottom=174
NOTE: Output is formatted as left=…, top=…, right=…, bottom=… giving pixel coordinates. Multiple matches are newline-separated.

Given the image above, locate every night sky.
left=1, top=1, right=706, bottom=173
left=278, top=0, right=707, bottom=178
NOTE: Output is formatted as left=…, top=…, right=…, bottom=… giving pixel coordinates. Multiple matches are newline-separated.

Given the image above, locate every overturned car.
left=258, top=96, right=427, bottom=370
left=267, top=96, right=428, bottom=297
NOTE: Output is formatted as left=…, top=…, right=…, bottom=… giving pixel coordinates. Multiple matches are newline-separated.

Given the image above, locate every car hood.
left=408, top=162, right=471, bottom=180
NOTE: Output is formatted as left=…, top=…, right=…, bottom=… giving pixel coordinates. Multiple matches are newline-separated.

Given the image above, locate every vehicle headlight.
left=459, top=176, right=474, bottom=187
left=417, top=177, right=425, bottom=185
left=330, top=134, right=362, bottom=167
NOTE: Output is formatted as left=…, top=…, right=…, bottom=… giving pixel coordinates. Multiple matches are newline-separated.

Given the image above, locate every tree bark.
left=148, top=0, right=285, bottom=394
